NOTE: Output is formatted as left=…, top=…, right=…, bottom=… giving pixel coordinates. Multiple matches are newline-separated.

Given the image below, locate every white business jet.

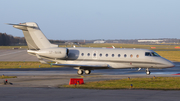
left=7, top=22, right=175, bottom=75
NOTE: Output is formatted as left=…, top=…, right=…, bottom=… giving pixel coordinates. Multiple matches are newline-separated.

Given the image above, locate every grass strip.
left=0, top=76, right=17, bottom=79
left=0, top=61, right=58, bottom=69
left=156, top=51, right=180, bottom=62
left=0, top=46, right=27, bottom=49
left=63, top=77, right=180, bottom=90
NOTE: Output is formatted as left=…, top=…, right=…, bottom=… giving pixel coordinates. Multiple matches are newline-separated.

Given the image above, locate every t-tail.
left=7, top=22, right=58, bottom=50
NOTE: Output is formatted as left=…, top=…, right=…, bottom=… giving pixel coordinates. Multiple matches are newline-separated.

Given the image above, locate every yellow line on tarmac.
left=77, top=75, right=100, bottom=78
left=76, top=75, right=84, bottom=78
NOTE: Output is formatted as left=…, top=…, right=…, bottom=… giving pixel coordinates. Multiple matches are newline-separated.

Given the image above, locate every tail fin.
left=7, top=22, right=58, bottom=50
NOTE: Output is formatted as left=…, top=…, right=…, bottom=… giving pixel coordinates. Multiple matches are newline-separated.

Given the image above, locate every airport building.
left=138, top=40, right=164, bottom=43
left=94, top=40, right=106, bottom=43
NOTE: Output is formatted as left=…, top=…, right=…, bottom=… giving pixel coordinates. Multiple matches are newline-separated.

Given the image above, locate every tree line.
left=0, top=33, right=65, bottom=46
left=0, top=33, right=26, bottom=46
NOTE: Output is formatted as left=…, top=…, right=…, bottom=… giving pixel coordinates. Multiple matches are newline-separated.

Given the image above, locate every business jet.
left=7, top=22, right=175, bottom=75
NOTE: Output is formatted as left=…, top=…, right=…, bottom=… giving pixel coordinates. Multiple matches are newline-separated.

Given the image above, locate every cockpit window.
left=151, top=52, right=160, bottom=57
left=145, top=52, right=160, bottom=57
left=145, top=52, right=152, bottom=56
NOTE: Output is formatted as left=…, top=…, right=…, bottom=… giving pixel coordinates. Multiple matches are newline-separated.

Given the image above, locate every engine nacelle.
left=28, top=48, right=68, bottom=59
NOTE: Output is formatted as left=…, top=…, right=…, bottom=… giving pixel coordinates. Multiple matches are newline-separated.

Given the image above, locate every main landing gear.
left=77, top=70, right=91, bottom=75
left=146, top=68, right=151, bottom=75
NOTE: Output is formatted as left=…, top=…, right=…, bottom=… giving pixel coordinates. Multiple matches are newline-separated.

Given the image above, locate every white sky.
left=0, top=0, right=180, bottom=40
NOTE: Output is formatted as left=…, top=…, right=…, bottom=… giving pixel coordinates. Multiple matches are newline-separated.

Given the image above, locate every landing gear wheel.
left=77, top=70, right=83, bottom=75
left=84, top=70, right=91, bottom=75
left=146, top=70, right=151, bottom=75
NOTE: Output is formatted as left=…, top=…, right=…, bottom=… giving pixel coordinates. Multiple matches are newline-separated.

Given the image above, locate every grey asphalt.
left=1, top=87, right=180, bottom=101
left=0, top=49, right=38, bottom=61
left=0, top=49, right=180, bottom=101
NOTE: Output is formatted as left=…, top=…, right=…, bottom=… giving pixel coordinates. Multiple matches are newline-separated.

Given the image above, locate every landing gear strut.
left=146, top=68, right=151, bottom=75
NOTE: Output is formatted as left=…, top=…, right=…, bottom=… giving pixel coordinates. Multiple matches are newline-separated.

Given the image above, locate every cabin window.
left=118, top=54, right=121, bottom=57
left=136, top=54, right=139, bottom=58
left=124, top=54, right=127, bottom=58
left=87, top=53, right=90, bottom=56
left=106, top=54, right=108, bottom=57
left=93, top=53, right=96, bottom=56
left=145, top=52, right=152, bottom=56
left=99, top=53, right=102, bottom=57
left=112, top=54, right=114, bottom=57
left=81, top=53, right=84, bottom=56
left=151, top=52, right=160, bottom=57
left=130, top=54, right=133, bottom=58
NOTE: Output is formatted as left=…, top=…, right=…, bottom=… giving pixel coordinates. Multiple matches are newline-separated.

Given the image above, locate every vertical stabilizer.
left=10, top=22, right=58, bottom=50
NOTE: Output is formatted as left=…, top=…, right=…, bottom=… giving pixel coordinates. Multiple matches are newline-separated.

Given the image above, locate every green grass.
left=0, top=61, right=58, bottom=69
left=0, top=46, right=28, bottom=49
left=156, top=51, right=180, bottom=62
left=81, top=43, right=180, bottom=50
left=1, top=44, right=180, bottom=50
left=63, top=77, right=180, bottom=90
left=0, top=75, right=17, bottom=79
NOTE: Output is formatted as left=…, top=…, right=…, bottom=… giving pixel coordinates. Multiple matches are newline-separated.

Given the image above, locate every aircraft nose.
left=166, top=62, right=175, bottom=68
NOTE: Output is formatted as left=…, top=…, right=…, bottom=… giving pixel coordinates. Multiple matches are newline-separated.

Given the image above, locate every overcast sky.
left=0, top=0, right=180, bottom=40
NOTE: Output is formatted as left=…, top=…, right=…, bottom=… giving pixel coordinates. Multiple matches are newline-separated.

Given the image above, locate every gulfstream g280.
left=8, top=22, right=175, bottom=75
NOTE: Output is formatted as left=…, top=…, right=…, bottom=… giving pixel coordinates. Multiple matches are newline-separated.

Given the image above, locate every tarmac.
left=0, top=49, right=180, bottom=101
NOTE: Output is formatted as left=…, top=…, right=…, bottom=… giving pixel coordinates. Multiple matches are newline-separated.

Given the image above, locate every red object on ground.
left=151, top=47, right=156, bottom=49
left=172, top=73, right=180, bottom=75
left=69, top=78, right=84, bottom=85
left=175, top=47, right=180, bottom=49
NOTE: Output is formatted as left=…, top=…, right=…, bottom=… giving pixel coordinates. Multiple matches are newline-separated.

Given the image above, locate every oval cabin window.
left=93, top=53, right=96, bottom=56
left=81, top=53, right=84, bottom=56
left=87, top=53, right=90, bottom=56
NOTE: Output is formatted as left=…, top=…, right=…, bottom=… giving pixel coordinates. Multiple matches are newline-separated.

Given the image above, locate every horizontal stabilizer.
left=6, top=23, right=37, bottom=28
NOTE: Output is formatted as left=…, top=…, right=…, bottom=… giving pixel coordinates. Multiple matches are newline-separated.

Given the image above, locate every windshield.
left=145, top=52, right=161, bottom=57
left=145, top=52, right=152, bottom=56
left=151, top=52, right=161, bottom=57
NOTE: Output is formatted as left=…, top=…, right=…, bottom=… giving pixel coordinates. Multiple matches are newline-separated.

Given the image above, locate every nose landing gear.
left=146, top=68, right=151, bottom=75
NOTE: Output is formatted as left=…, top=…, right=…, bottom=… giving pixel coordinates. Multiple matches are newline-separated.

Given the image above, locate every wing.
left=52, top=63, right=111, bottom=69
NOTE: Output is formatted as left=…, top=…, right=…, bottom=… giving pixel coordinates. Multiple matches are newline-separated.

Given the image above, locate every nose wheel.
left=146, top=68, right=151, bottom=75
